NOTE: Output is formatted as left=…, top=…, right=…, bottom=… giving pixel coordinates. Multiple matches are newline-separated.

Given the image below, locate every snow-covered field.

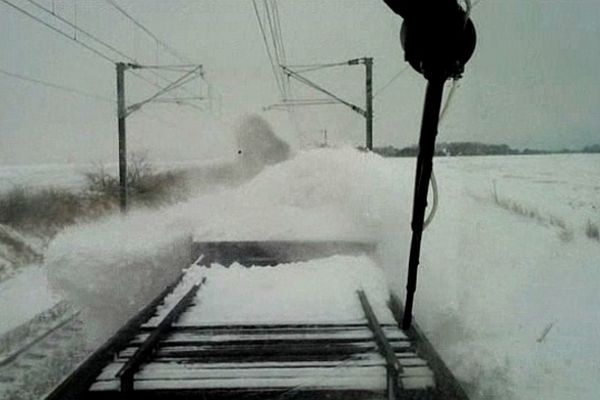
left=0, top=163, right=88, bottom=193
left=1, top=150, right=599, bottom=399
left=0, top=159, right=228, bottom=194
left=392, top=154, right=600, bottom=400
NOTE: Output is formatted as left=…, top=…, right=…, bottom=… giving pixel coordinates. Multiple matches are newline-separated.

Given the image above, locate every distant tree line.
left=370, top=142, right=600, bottom=157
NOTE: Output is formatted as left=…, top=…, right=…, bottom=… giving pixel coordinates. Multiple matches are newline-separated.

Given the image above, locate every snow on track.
left=142, top=255, right=393, bottom=328
left=188, top=255, right=394, bottom=326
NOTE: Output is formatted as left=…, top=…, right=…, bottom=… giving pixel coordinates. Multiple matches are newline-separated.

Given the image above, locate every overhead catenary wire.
left=101, top=0, right=206, bottom=98
left=127, top=66, right=203, bottom=114
left=273, top=3, right=290, bottom=98
left=135, top=64, right=203, bottom=71
left=266, top=0, right=308, bottom=141
left=265, top=0, right=289, bottom=98
left=252, top=0, right=296, bottom=101
left=0, top=67, right=113, bottom=103
left=2, top=0, right=165, bottom=92
left=265, top=3, right=282, bottom=73
left=288, top=61, right=354, bottom=74
left=1, top=0, right=115, bottom=64
left=271, top=1, right=287, bottom=66
left=373, top=65, right=410, bottom=98
left=25, top=0, right=133, bottom=62
left=252, top=0, right=307, bottom=144
left=137, top=108, right=195, bottom=132
left=0, top=66, right=199, bottom=125
left=5, top=0, right=205, bottom=107
left=23, top=0, right=204, bottom=95
left=252, top=0, right=286, bottom=99
left=282, top=67, right=366, bottom=116
left=2, top=0, right=208, bottom=172
left=104, top=0, right=192, bottom=65
left=264, top=98, right=338, bottom=111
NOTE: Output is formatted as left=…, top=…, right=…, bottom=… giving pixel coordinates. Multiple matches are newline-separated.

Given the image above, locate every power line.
left=127, top=66, right=203, bottom=114
left=252, top=0, right=285, bottom=99
left=373, top=65, right=410, bottom=98
left=264, top=2, right=280, bottom=64
left=2, top=0, right=156, bottom=90
left=271, top=1, right=287, bottom=66
left=1, top=0, right=116, bottom=63
left=101, top=0, right=205, bottom=98
left=264, top=1, right=284, bottom=95
left=137, top=109, right=191, bottom=132
left=256, top=0, right=305, bottom=143
left=4, top=0, right=199, bottom=97
left=104, top=0, right=192, bottom=65
left=288, top=61, right=352, bottom=74
left=265, top=0, right=290, bottom=98
left=23, top=0, right=190, bottom=92
left=0, top=9, right=204, bottom=116
left=25, top=0, right=134, bottom=63
left=0, top=67, right=112, bottom=103
left=282, top=66, right=365, bottom=116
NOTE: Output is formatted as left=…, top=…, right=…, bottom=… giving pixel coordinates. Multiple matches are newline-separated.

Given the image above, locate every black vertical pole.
left=402, top=77, right=446, bottom=330
left=116, top=62, right=128, bottom=213
left=365, top=57, right=374, bottom=150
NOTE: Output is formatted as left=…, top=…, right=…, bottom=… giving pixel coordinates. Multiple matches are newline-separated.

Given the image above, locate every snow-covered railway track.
left=44, top=240, right=467, bottom=400
left=0, top=306, right=85, bottom=400
left=0, top=307, right=80, bottom=368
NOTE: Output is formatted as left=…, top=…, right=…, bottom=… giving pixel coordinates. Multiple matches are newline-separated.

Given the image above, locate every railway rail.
left=44, top=240, right=468, bottom=400
left=0, top=304, right=85, bottom=400
left=0, top=306, right=80, bottom=368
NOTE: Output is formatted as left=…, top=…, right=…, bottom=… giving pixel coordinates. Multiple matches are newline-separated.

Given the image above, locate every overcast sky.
left=1, top=0, right=599, bottom=164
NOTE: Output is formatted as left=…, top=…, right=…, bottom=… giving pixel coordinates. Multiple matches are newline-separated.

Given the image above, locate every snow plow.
left=45, top=239, right=468, bottom=400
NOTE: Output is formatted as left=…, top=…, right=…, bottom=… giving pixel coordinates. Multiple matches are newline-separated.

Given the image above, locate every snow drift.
left=45, top=146, right=409, bottom=337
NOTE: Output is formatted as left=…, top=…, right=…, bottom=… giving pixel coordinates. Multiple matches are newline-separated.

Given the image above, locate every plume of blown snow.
left=182, top=114, right=292, bottom=192
left=45, top=145, right=410, bottom=339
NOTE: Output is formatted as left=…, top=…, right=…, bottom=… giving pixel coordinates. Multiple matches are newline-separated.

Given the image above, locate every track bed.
left=46, top=241, right=461, bottom=400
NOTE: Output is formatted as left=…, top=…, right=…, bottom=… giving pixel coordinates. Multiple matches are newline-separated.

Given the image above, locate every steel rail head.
left=117, top=279, right=206, bottom=392
left=357, top=290, right=404, bottom=394
left=44, top=272, right=187, bottom=400
left=0, top=310, right=80, bottom=368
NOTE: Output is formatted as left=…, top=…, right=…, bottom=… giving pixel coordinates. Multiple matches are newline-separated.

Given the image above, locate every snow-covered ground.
left=1, top=150, right=599, bottom=399
left=0, top=265, right=60, bottom=335
left=389, top=154, right=600, bottom=400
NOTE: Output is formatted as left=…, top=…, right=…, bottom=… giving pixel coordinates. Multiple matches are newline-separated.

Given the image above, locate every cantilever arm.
left=282, top=66, right=366, bottom=117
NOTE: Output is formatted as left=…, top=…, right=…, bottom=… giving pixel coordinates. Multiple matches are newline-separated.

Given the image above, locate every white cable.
left=423, top=169, right=438, bottom=228
left=423, top=79, right=458, bottom=229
